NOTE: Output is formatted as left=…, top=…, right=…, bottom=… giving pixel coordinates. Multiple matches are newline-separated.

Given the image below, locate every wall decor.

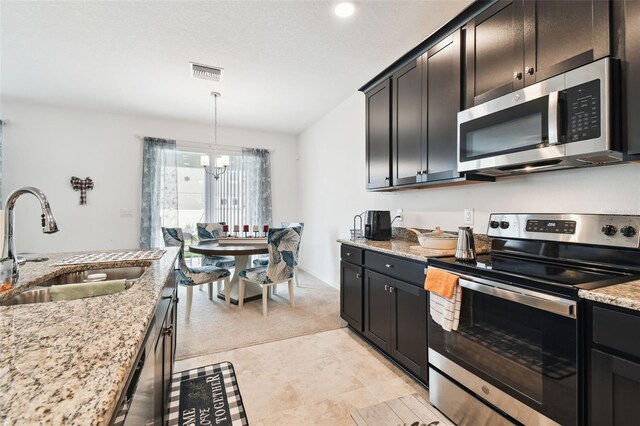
left=70, top=176, right=94, bottom=205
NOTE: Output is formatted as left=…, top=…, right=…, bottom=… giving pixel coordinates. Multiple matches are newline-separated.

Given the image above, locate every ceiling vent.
left=190, top=62, right=224, bottom=82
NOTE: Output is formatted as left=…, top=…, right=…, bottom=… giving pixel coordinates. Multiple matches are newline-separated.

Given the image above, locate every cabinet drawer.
left=593, top=305, right=640, bottom=358
left=364, top=251, right=426, bottom=286
left=341, top=245, right=364, bottom=265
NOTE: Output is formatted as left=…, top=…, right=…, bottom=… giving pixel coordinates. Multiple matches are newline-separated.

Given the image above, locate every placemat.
left=53, top=250, right=165, bottom=266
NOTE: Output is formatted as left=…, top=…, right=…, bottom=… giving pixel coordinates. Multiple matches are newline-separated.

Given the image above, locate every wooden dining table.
left=189, top=240, right=268, bottom=304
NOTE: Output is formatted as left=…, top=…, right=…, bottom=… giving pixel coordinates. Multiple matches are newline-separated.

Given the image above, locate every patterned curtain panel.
left=241, top=148, right=273, bottom=228
left=140, top=137, right=178, bottom=248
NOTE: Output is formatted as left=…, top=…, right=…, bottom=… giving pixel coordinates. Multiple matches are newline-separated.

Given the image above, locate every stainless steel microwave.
left=457, top=58, right=621, bottom=176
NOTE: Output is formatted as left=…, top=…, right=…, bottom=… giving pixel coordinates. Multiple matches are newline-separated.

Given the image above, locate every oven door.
left=457, top=73, right=566, bottom=174
left=428, top=268, right=578, bottom=425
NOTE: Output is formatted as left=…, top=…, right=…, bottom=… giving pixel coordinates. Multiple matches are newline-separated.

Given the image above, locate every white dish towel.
left=429, top=284, right=462, bottom=332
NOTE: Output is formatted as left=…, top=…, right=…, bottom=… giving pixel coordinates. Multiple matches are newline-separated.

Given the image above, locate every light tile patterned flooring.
left=175, top=328, right=454, bottom=425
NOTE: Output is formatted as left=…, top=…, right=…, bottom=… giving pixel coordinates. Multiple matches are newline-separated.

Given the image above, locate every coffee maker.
left=364, top=210, right=392, bottom=241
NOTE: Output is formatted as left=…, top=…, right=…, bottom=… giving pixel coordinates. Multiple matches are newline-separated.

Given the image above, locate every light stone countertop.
left=0, top=247, right=180, bottom=425
left=337, top=235, right=491, bottom=262
left=579, top=280, right=640, bottom=312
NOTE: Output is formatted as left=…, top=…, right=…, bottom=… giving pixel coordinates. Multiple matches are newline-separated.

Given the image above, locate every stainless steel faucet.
left=1, top=187, right=59, bottom=286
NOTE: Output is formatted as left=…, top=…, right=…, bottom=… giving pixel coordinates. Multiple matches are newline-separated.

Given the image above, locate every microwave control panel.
left=566, top=79, right=601, bottom=142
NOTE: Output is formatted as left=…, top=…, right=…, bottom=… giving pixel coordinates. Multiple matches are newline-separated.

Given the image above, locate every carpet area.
left=175, top=269, right=344, bottom=360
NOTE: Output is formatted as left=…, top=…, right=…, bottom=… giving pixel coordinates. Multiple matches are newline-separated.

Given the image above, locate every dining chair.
left=196, top=222, right=236, bottom=269
left=238, top=226, right=302, bottom=317
left=162, top=227, right=232, bottom=320
left=253, top=222, right=304, bottom=288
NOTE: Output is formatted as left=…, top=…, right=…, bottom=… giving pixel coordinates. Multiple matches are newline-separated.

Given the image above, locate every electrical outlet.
left=464, top=208, right=474, bottom=225
left=120, top=209, right=133, bottom=218
left=396, top=209, right=403, bottom=222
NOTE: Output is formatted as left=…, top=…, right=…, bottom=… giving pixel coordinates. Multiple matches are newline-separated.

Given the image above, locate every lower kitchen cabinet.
left=340, top=261, right=364, bottom=331
left=362, top=267, right=429, bottom=383
left=587, top=301, right=640, bottom=425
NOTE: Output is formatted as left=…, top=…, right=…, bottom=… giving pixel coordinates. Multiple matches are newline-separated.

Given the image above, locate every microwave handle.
left=548, top=91, right=560, bottom=145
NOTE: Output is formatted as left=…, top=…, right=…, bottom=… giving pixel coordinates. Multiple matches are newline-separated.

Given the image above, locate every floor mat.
left=168, top=362, right=248, bottom=426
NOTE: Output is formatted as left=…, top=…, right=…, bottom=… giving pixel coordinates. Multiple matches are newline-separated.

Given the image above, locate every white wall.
left=298, top=92, right=640, bottom=288
left=2, top=100, right=298, bottom=253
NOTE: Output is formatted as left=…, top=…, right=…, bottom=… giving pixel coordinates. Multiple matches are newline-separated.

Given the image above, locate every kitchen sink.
left=1, top=266, right=148, bottom=306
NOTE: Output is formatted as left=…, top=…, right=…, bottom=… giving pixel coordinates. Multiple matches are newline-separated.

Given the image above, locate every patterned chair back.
left=266, top=226, right=302, bottom=283
left=196, top=223, right=225, bottom=241
left=162, top=227, right=192, bottom=280
left=281, top=222, right=304, bottom=263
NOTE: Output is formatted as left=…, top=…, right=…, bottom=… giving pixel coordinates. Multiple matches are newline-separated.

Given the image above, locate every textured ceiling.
left=1, top=0, right=473, bottom=134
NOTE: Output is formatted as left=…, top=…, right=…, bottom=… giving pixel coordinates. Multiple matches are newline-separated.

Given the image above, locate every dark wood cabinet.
left=392, top=59, right=423, bottom=186
left=587, top=301, right=640, bottom=425
left=466, top=0, right=611, bottom=108
left=590, top=349, right=640, bottom=426
left=365, top=79, right=392, bottom=189
left=340, top=261, right=364, bottom=331
left=364, top=270, right=393, bottom=352
left=523, top=0, right=609, bottom=85
left=613, top=0, right=640, bottom=155
left=390, top=278, right=428, bottom=381
left=465, top=0, right=525, bottom=107
left=423, top=30, right=462, bottom=181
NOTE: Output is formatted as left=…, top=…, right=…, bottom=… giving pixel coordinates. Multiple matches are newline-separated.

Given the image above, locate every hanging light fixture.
left=201, top=91, right=230, bottom=180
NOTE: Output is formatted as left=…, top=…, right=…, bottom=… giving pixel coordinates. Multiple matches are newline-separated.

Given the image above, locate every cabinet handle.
left=422, top=170, right=428, bottom=175
left=174, top=297, right=179, bottom=303
left=163, top=326, right=173, bottom=336
left=416, top=170, right=422, bottom=176
left=385, top=264, right=393, bottom=268
left=525, top=66, right=534, bottom=75
left=513, top=71, right=523, bottom=80
left=161, top=294, right=172, bottom=300
left=345, top=252, right=351, bottom=256
left=389, top=286, right=395, bottom=293
left=356, top=273, right=361, bottom=279
left=384, top=284, right=389, bottom=291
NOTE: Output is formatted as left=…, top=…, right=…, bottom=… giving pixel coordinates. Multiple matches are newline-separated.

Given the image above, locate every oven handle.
left=548, top=90, right=560, bottom=145
left=427, top=267, right=577, bottom=319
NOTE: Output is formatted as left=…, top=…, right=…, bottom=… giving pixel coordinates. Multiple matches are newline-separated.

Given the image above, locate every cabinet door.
left=590, top=349, right=640, bottom=425
left=390, top=278, right=428, bottom=381
left=392, top=60, right=423, bottom=186
left=615, top=0, right=640, bottom=155
left=523, top=0, right=610, bottom=85
left=366, top=79, right=392, bottom=189
left=340, top=261, right=364, bottom=331
left=424, top=30, right=462, bottom=182
left=465, top=0, right=525, bottom=107
left=162, top=303, right=174, bottom=417
left=364, top=270, right=392, bottom=352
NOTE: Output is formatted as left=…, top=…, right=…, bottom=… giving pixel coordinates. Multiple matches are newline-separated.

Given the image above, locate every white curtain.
left=140, top=137, right=178, bottom=248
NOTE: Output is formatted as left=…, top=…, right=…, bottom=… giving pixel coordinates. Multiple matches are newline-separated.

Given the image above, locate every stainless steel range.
left=427, top=213, right=640, bottom=426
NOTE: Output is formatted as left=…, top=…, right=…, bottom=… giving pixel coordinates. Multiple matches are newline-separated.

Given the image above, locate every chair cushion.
left=178, top=265, right=230, bottom=286
left=240, top=266, right=293, bottom=284
left=252, top=257, right=269, bottom=267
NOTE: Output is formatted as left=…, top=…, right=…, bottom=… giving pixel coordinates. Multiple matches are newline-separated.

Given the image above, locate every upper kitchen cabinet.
left=465, top=0, right=611, bottom=108
left=465, top=0, right=525, bottom=108
left=424, top=30, right=462, bottom=181
left=523, top=0, right=610, bottom=85
left=392, top=59, right=423, bottom=186
left=365, top=79, right=392, bottom=189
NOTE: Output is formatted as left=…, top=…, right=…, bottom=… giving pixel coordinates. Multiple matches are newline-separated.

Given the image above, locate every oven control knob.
left=601, top=224, right=617, bottom=237
left=621, top=226, right=637, bottom=238
left=490, top=221, right=500, bottom=229
left=500, top=221, right=510, bottom=229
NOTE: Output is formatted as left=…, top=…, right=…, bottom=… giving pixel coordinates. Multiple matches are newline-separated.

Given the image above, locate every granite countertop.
left=337, top=231, right=491, bottom=262
left=579, top=280, right=640, bottom=312
left=0, top=247, right=180, bottom=425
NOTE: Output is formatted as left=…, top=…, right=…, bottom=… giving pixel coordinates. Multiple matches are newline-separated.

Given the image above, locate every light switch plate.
left=464, top=208, right=474, bottom=225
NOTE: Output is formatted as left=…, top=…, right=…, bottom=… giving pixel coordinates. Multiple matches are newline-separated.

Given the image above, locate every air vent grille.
left=190, top=62, right=223, bottom=82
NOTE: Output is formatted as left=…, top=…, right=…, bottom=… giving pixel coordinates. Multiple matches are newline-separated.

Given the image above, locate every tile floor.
left=175, top=328, right=454, bottom=426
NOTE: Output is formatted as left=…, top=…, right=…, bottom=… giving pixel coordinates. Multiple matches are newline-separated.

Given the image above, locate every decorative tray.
left=217, top=237, right=267, bottom=245
left=53, top=250, right=166, bottom=266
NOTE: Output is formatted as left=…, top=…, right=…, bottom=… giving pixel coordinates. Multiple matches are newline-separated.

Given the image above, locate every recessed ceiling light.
left=335, top=2, right=355, bottom=18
